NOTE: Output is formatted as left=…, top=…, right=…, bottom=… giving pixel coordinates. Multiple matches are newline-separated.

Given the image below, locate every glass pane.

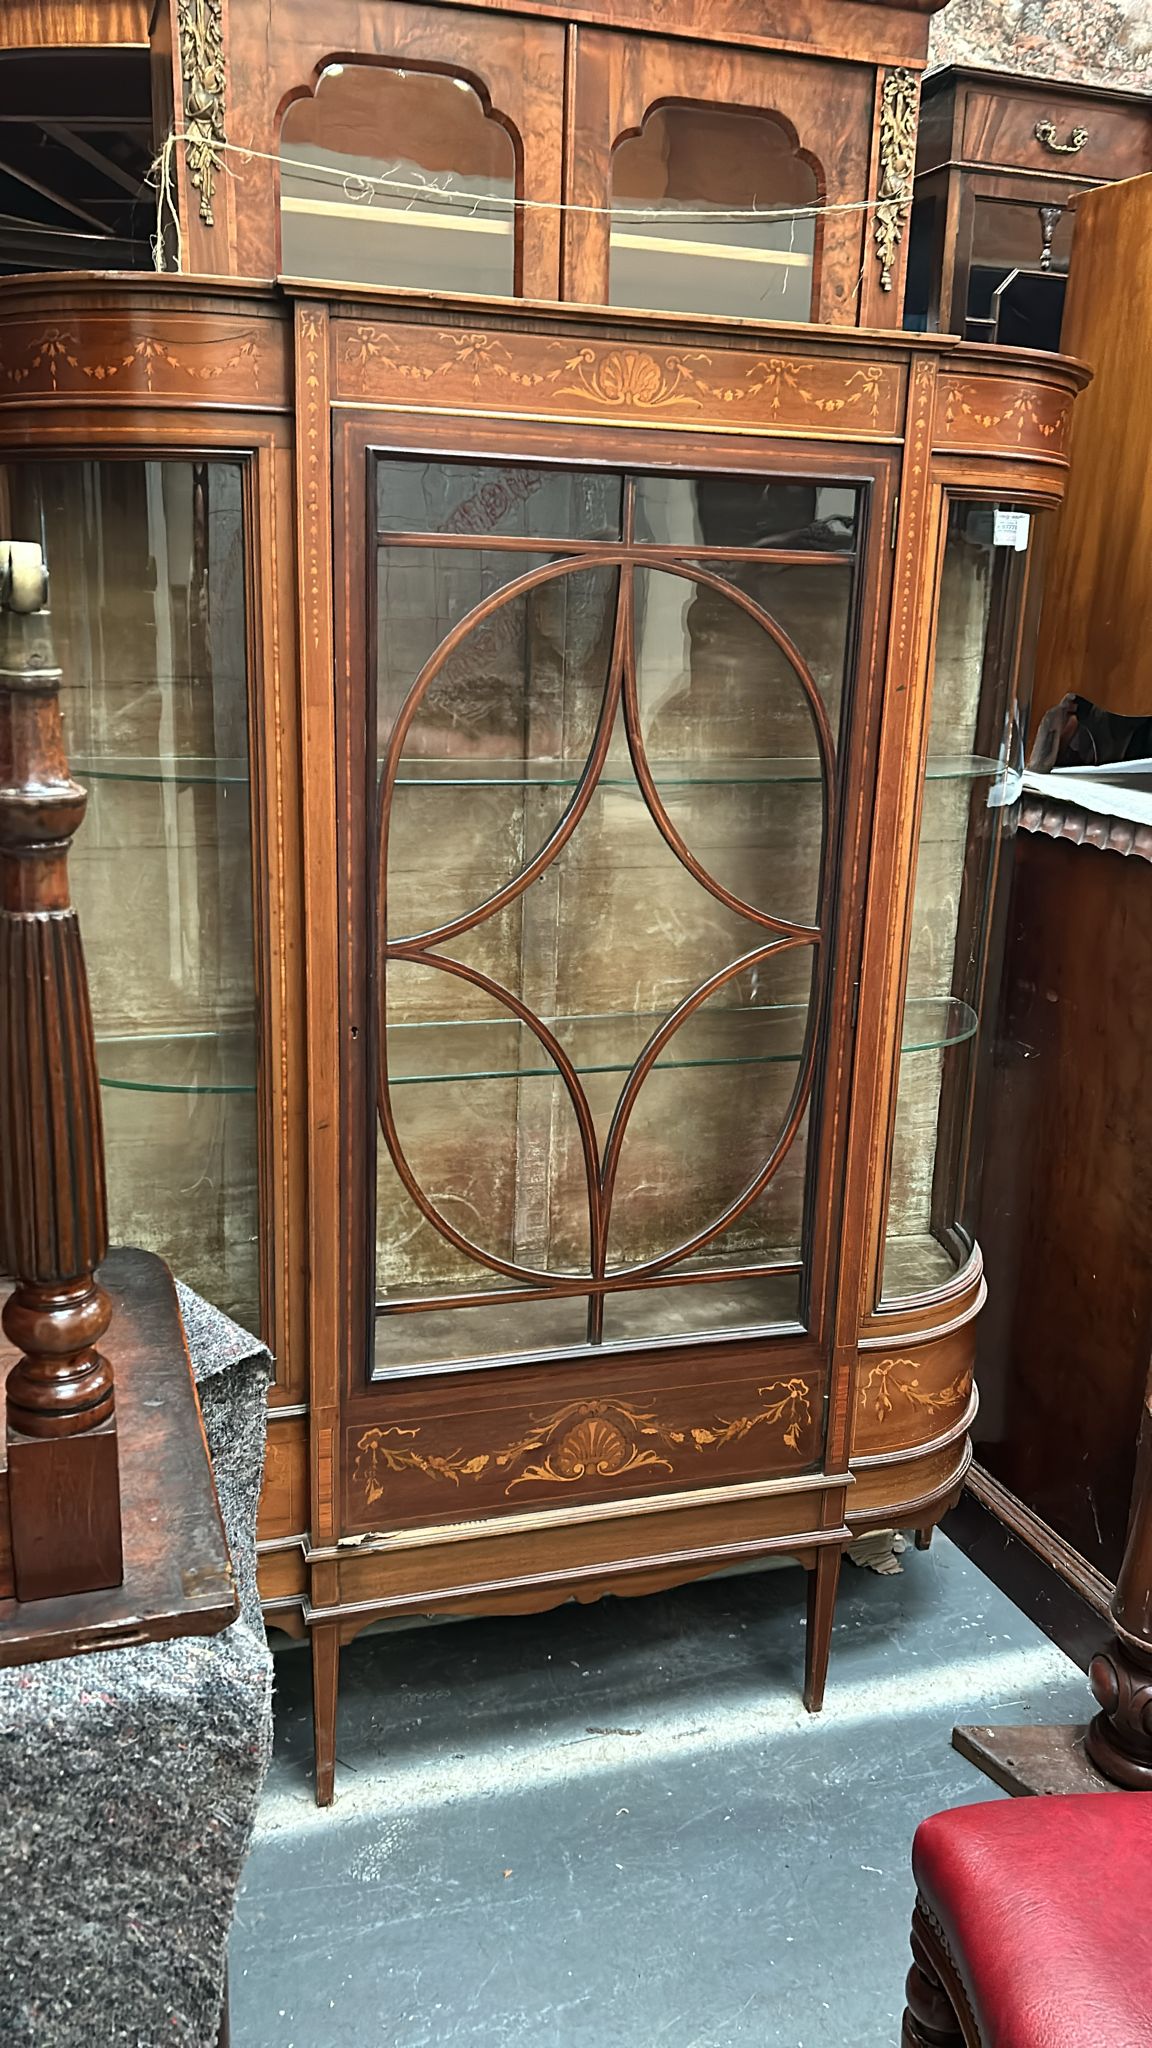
left=601, top=1272, right=801, bottom=1344
left=630, top=564, right=833, bottom=924
left=610, top=105, right=817, bottom=321
left=882, top=500, right=1036, bottom=1303
left=375, top=1294, right=590, bottom=1373
left=374, top=459, right=854, bottom=1364
left=1, top=460, right=259, bottom=1326
left=633, top=475, right=859, bottom=553
left=281, top=64, right=516, bottom=293
left=376, top=459, right=623, bottom=541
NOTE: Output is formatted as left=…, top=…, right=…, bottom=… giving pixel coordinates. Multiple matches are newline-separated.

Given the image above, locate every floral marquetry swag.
left=339, top=325, right=899, bottom=427
left=861, top=1358, right=971, bottom=1425
left=354, top=1381, right=814, bottom=1506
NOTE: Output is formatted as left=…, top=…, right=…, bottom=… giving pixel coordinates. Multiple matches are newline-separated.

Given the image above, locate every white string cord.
left=149, top=127, right=910, bottom=272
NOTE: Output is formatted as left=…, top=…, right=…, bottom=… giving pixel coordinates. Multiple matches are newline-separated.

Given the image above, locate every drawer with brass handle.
left=960, top=89, right=1152, bottom=182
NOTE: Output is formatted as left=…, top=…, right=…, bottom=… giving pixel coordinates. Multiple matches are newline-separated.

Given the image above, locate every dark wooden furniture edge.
left=921, top=65, right=1152, bottom=113
left=0, top=1247, right=240, bottom=1666
left=951, top=1721, right=1116, bottom=1798
left=902, top=1898, right=981, bottom=2048
left=943, top=1463, right=1111, bottom=1671
left=1018, top=790, right=1152, bottom=862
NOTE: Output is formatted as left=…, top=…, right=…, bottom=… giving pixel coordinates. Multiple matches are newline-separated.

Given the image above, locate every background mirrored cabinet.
left=909, top=68, right=1152, bottom=348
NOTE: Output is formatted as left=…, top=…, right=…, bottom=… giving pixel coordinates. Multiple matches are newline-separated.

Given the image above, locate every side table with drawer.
left=909, top=67, right=1152, bottom=348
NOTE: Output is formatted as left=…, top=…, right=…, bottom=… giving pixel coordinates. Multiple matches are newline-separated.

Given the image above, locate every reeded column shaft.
left=0, top=544, right=121, bottom=1599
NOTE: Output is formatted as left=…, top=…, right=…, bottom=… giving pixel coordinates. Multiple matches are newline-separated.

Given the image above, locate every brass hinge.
left=889, top=494, right=900, bottom=549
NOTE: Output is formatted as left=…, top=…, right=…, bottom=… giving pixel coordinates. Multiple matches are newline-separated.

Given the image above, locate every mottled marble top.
left=929, top=0, right=1152, bottom=95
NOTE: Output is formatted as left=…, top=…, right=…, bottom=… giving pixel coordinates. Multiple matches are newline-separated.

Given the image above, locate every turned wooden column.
left=0, top=540, right=123, bottom=1601
left=1086, top=1363, right=1152, bottom=1787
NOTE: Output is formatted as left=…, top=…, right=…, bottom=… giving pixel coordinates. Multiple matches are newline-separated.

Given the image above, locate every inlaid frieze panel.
left=0, top=314, right=286, bottom=408
left=335, top=320, right=907, bottom=438
left=936, top=373, right=1077, bottom=460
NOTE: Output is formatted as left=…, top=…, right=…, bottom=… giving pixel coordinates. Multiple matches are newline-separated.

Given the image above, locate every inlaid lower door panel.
left=343, top=1338, right=825, bottom=1534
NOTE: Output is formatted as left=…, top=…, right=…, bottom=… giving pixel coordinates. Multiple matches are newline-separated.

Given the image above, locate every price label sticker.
left=993, top=509, right=1032, bottom=552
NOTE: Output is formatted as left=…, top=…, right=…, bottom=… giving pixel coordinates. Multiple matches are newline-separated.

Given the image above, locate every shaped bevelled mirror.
left=610, top=104, right=819, bottom=320
left=280, top=62, right=516, bottom=293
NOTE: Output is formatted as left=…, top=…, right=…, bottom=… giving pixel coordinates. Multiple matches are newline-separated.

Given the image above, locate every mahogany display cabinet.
left=0, top=0, right=1086, bottom=1801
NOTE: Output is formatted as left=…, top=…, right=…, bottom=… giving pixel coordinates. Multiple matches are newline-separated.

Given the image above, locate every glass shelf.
left=75, top=756, right=250, bottom=787
left=70, top=754, right=1005, bottom=790
left=387, top=996, right=977, bottom=1086
left=388, top=755, right=1003, bottom=790
left=96, top=1030, right=257, bottom=1096
left=92, top=998, right=977, bottom=1097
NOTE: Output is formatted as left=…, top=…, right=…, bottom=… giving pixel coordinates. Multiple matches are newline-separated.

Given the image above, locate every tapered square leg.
left=803, top=1543, right=842, bottom=1713
left=312, top=1620, right=341, bottom=1807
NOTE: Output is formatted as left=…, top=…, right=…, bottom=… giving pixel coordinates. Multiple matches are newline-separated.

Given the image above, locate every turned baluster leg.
left=900, top=1903, right=965, bottom=2047
left=0, top=541, right=122, bottom=1601
left=1085, top=1362, right=1152, bottom=1787
left=803, top=1543, right=842, bottom=1713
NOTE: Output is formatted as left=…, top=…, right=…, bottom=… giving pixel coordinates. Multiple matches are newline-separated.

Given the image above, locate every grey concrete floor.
left=232, top=1536, right=1091, bottom=2047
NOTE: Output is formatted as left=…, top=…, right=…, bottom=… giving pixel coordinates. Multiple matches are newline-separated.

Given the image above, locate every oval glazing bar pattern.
left=374, top=464, right=859, bottom=1356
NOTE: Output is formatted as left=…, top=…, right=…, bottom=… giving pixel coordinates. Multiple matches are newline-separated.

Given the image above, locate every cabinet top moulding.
left=0, top=272, right=1088, bottom=461
left=325, top=0, right=949, bottom=60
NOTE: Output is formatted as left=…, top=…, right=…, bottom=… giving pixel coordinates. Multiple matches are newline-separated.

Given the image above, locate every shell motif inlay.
left=353, top=1380, right=815, bottom=1506
left=339, top=325, right=898, bottom=427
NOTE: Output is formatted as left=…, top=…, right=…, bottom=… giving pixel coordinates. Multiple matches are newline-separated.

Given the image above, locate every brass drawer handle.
left=1034, top=118, right=1088, bottom=155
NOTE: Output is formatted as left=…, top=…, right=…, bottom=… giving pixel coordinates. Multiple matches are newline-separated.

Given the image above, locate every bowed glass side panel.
left=881, top=498, right=1040, bottom=1304
left=0, top=459, right=259, bottom=1327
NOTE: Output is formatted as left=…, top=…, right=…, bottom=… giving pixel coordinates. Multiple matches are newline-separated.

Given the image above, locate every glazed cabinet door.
left=334, top=425, right=890, bottom=1532
left=0, top=457, right=263, bottom=1331
left=565, top=31, right=876, bottom=323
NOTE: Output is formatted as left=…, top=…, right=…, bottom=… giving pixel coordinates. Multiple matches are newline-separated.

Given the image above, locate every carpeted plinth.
left=0, top=1280, right=273, bottom=2047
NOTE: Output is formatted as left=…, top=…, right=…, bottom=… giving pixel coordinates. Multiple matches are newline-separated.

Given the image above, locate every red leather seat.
left=906, top=1795, right=1152, bottom=2046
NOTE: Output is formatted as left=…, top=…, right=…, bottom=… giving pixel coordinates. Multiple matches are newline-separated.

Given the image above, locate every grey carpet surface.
left=0, top=1279, right=273, bottom=2048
